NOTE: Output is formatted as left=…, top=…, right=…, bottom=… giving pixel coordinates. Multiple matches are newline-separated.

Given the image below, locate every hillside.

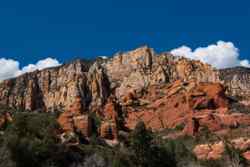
left=1, top=46, right=250, bottom=167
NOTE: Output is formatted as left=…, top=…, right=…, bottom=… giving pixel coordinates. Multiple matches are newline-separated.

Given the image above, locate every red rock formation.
left=102, top=97, right=118, bottom=121
left=58, top=96, right=92, bottom=137
left=0, top=59, right=110, bottom=112
left=188, top=82, right=228, bottom=110
left=243, top=151, right=250, bottom=161
left=0, top=46, right=249, bottom=117
left=0, top=46, right=250, bottom=114
left=58, top=95, right=120, bottom=140
left=99, top=97, right=119, bottom=140
left=193, top=137, right=250, bottom=161
left=0, top=112, right=12, bottom=129
left=124, top=80, right=250, bottom=136
left=0, top=46, right=250, bottom=143
left=100, top=121, right=118, bottom=140
left=193, top=141, right=225, bottom=160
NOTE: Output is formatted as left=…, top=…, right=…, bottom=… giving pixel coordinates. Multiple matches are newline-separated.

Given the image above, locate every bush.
left=130, top=121, right=153, bottom=166
left=174, top=123, right=185, bottom=131
left=129, top=121, right=177, bottom=167
left=4, top=112, right=60, bottom=167
left=89, top=112, right=102, bottom=135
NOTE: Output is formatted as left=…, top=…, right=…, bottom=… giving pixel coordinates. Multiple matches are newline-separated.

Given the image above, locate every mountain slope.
left=0, top=46, right=223, bottom=111
left=0, top=46, right=250, bottom=140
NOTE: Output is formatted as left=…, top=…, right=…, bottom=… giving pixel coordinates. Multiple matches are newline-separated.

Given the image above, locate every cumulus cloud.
left=0, top=58, right=61, bottom=81
left=170, top=41, right=250, bottom=69
left=0, top=58, right=20, bottom=81
left=20, top=58, right=61, bottom=74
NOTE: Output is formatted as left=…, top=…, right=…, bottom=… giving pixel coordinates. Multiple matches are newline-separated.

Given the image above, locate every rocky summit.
left=1, top=46, right=250, bottom=162
left=0, top=46, right=230, bottom=111
left=0, top=46, right=250, bottom=129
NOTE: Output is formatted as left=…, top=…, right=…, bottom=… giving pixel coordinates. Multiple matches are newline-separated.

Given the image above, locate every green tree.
left=130, top=121, right=153, bottom=167
left=5, top=112, right=59, bottom=167
left=112, top=151, right=133, bottom=167
left=130, top=121, right=178, bottom=167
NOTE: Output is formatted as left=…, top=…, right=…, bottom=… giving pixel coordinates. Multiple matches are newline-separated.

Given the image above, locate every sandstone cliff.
left=0, top=46, right=224, bottom=112
left=219, top=67, right=250, bottom=98
left=0, top=59, right=110, bottom=112
left=0, top=46, right=250, bottom=140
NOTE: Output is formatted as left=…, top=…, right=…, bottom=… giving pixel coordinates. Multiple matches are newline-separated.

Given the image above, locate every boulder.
left=193, top=141, right=224, bottom=160
left=194, top=138, right=250, bottom=161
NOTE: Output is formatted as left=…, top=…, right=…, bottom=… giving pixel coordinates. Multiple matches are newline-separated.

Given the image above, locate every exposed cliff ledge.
left=0, top=59, right=110, bottom=112
left=219, top=67, right=250, bottom=98
left=0, top=46, right=249, bottom=113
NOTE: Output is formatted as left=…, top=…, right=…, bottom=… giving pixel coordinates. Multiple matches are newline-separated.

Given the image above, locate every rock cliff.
left=0, top=59, right=110, bottom=112
left=219, top=67, right=250, bottom=98
left=0, top=46, right=221, bottom=111
left=0, top=46, right=250, bottom=140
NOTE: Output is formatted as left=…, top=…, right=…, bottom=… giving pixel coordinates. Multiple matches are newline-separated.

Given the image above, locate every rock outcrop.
left=0, top=46, right=247, bottom=112
left=123, top=79, right=250, bottom=135
left=219, top=67, right=250, bottom=98
left=104, top=46, right=219, bottom=101
left=99, top=97, right=119, bottom=140
left=57, top=96, right=92, bottom=137
left=0, top=46, right=250, bottom=140
left=193, top=141, right=225, bottom=160
left=0, top=112, right=12, bottom=130
left=0, top=59, right=110, bottom=112
left=193, top=137, right=250, bottom=160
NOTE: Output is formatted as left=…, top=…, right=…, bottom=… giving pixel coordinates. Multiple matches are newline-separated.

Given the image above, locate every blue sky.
left=0, top=0, right=249, bottom=79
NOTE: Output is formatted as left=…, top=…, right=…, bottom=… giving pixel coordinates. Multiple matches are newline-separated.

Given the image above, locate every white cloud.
left=98, top=56, right=108, bottom=59
left=170, top=41, right=250, bottom=69
left=240, top=60, right=250, bottom=67
left=0, top=41, right=249, bottom=80
left=0, top=57, right=61, bottom=81
left=21, top=58, right=61, bottom=73
left=0, top=58, right=20, bottom=81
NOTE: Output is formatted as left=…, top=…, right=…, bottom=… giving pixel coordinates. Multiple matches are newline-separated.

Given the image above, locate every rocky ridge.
left=0, top=46, right=250, bottom=142
left=219, top=67, right=250, bottom=98
left=1, top=46, right=247, bottom=112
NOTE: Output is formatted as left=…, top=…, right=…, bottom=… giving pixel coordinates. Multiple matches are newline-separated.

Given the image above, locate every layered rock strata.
left=0, top=46, right=250, bottom=140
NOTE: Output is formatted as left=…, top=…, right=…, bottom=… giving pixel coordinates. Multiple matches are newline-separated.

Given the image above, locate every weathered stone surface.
left=104, top=46, right=220, bottom=101
left=219, top=67, right=250, bottom=98
left=193, top=141, right=225, bottom=160
left=123, top=79, right=250, bottom=139
left=0, top=112, right=12, bottom=129
left=193, top=137, right=250, bottom=160
left=124, top=80, right=231, bottom=133
left=0, top=46, right=250, bottom=140
left=243, top=151, right=250, bottom=161
left=0, top=46, right=248, bottom=113
left=57, top=96, right=92, bottom=137
left=100, top=121, right=118, bottom=140
left=0, top=59, right=111, bottom=113
left=99, top=97, right=119, bottom=140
